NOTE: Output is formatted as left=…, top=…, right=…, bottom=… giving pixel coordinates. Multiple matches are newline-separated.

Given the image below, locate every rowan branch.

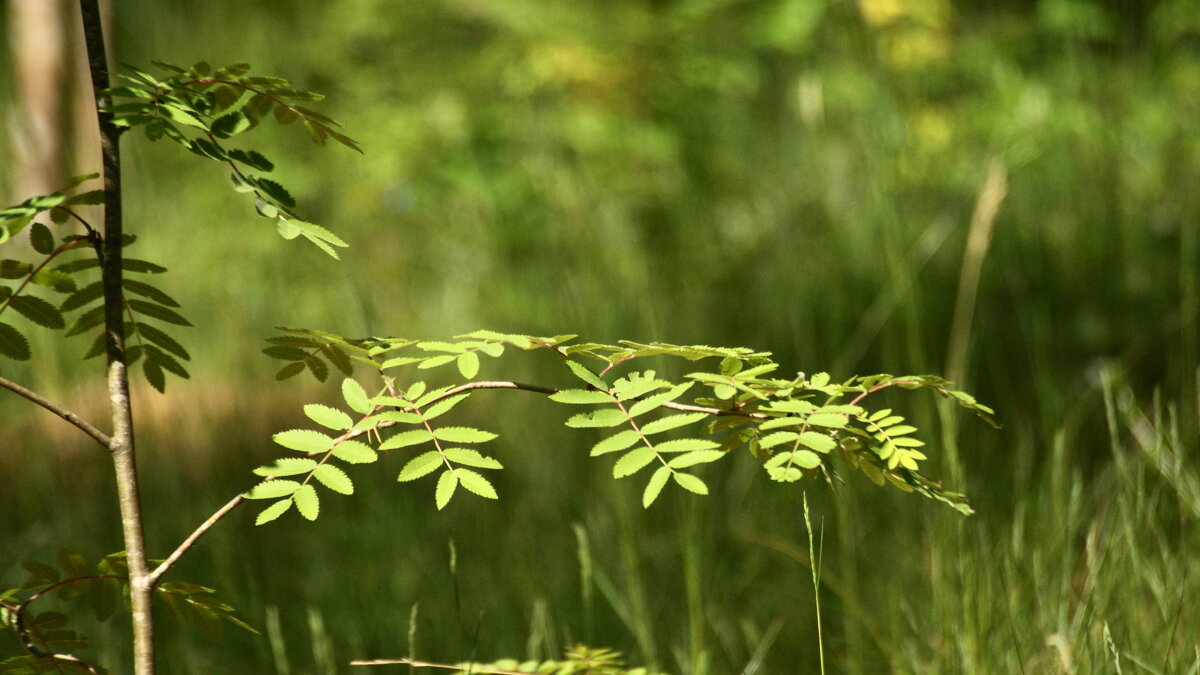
left=0, top=375, right=112, bottom=448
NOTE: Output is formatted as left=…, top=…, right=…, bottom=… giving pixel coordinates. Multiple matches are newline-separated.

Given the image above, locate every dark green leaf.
left=144, top=344, right=190, bottom=378
left=143, top=358, right=166, bottom=393
left=227, top=149, right=274, bottom=171
left=30, top=223, right=54, bottom=254
left=124, top=279, right=180, bottom=307
left=211, top=111, right=251, bottom=138
left=0, top=259, right=34, bottom=279
left=8, top=295, right=65, bottom=329
left=304, top=355, right=328, bottom=381
left=275, top=361, right=306, bottom=380
left=31, top=268, right=76, bottom=293
left=128, top=299, right=192, bottom=326
left=0, top=322, right=31, bottom=360
left=60, top=280, right=104, bottom=311
left=134, top=322, right=190, bottom=360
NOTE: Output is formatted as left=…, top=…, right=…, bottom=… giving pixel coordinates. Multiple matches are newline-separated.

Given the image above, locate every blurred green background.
left=2, top=0, right=1199, bottom=672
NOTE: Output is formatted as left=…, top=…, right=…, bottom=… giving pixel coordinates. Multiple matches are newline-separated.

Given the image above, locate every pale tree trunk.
left=6, top=0, right=68, bottom=201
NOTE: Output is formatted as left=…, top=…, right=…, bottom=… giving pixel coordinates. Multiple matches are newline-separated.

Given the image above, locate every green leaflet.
left=245, top=480, right=300, bottom=499
left=0, top=322, right=31, bottom=360
left=626, top=382, right=694, bottom=417
left=422, top=393, right=470, bottom=420
left=272, top=429, right=334, bottom=453
left=293, top=485, right=320, bottom=520
left=757, top=431, right=798, bottom=450
left=435, top=470, right=458, bottom=510
left=667, top=450, right=725, bottom=469
left=8, top=295, right=65, bottom=329
left=331, top=440, right=377, bottom=464
left=443, top=447, right=503, bottom=469
left=304, top=403, right=352, bottom=430
left=398, top=451, right=443, bottom=482
left=642, top=466, right=672, bottom=508
left=672, top=473, right=709, bottom=495
left=653, top=438, right=720, bottom=453
left=256, top=499, right=293, bottom=525
left=566, top=360, right=608, bottom=391
left=341, top=377, right=371, bottom=414
left=549, top=389, right=614, bottom=404
left=612, top=447, right=657, bottom=478
left=798, top=431, right=837, bottom=453
left=419, top=354, right=456, bottom=369
left=379, top=429, right=434, bottom=450
left=565, top=408, right=627, bottom=428
left=639, top=412, right=707, bottom=435
left=805, top=413, right=848, bottom=428
left=433, top=427, right=497, bottom=443
left=457, top=469, right=498, bottom=499
left=313, top=464, right=353, bottom=495
left=590, top=429, right=641, bottom=456
left=457, top=351, right=480, bottom=379
left=253, top=458, right=317, bottom=477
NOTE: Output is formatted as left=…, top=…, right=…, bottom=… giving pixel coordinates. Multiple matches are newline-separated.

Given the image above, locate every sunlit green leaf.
left=253, top=458, right=317, bottom=477
left=272, top=429, right=334, bottom=453
left=457, top=469, right=498, bottom=499
left=591, top=429, right=641, bottom=456
left=398, top=451, right=443, bottom=482
left=565, top=408, right=627, bottom=428
left=443, top=447, right=503, bottom=469
left=549, top=389, right=613, bottom=404
left=639, top=412, right=707, bottom=435
left=433, top=427, right=497, bottom=443
left=313, top=464, right=353, bottom=495
left=379, top=429, right=434, bottom=450
left=613, top=447, right=657, bottom=478
left=653, top=438, right=720, bottom=453
left=293, top=485, right=319, bottom=520
left=245, top=480, right=300, bottom=499
left=331, top=440, right=377, bottom=464
left=643, top=466, right=672, bottom=508
left=672, top=473, right=709, bottom=495
left=566, top=360, right=608, bottom=391
left=304, top=403, right=352, bottom=430
left=341, top=377, right=371, bottom=414
left=435, top=470, right=458, bottom=510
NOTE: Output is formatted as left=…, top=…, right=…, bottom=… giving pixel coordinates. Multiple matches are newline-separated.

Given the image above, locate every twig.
left=0, top=375, right=112, bottom=448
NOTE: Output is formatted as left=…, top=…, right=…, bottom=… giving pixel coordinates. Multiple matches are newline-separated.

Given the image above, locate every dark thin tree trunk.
left=76, top=1, right=156, bottom=673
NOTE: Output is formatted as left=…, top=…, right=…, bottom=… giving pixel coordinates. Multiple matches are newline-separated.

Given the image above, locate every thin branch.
left=0, top=375, right=112, bottom=448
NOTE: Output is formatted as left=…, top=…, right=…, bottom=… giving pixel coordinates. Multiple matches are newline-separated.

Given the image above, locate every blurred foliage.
left=2, top=0, right=1199, bottom=672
